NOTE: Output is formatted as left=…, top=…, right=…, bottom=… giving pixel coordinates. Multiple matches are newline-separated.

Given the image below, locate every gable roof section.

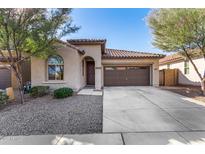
left=0, top=40, right=85, bottom=62
left=103, top=48, right=165, bottom=59
left=56, top=40, right=85, bottom=55
left=67, top=39, right=106, bottom=54
left=67, top=39, right=106, bottom=44
left=159, top=54, right=184, bottom=65
left=159, top=49, right=204, bottom=65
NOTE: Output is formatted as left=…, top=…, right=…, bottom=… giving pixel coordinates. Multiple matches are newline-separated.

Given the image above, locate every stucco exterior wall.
left=159, top=57, right=205, bottom=86
left=76, top=44, right=102, bottom=90
left=31, top=46, right=82, bottom=91
left=152, top=61, right=159, bottom=86
left=159, top=64, right=167, bottom=70
left=31, top=44, right=103, bottom=91
left=102, top=58, right=160, bottom=86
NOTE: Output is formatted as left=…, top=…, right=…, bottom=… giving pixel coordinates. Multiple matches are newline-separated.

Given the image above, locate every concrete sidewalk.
left=0, top=133, right=123, bottom=145
left=1, top=131, right=205, bottom=145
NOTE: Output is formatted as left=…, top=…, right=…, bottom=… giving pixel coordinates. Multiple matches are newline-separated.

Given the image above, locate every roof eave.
left=67, top=39, right=106, bottom=45
left=67, top=39, right=106, bottom=54
left=56, top=40, right=85, bottom=55
left=159, top=58, right=185, bottom=65
left=102, top=56, right=165, bottom=60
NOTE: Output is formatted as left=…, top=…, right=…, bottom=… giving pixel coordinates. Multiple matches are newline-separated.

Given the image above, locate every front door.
left=86, top=61, right=95, bottom=85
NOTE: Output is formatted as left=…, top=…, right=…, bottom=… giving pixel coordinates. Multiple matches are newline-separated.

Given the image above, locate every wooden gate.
left=159, top=69, right=178, bottom=86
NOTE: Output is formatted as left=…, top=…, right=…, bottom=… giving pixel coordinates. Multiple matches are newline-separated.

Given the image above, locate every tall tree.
left=147, top=8, right=205, bottom=95
left=0, top=8, right=79, bottom=103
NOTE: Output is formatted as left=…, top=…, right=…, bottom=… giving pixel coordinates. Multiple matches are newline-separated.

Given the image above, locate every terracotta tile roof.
left=159, top=54, right=184, bottom=65
left=67, top=39, right=106, bottom=54
left=103, top=48, right=165, bottom=59
left=159, top=49, right=203, bottom=65
left=67, top=39, right=106, bottom=44
left=0, top=39, right=86, bottom=62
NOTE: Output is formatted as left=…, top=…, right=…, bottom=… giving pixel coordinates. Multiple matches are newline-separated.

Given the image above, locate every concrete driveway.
left=103, top=86, right=205, bottom=144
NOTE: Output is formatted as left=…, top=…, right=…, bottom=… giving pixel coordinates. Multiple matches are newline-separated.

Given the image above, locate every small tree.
left=147, top=8, right=205, bottom=95
left=0, top=8, right=79, bottom=103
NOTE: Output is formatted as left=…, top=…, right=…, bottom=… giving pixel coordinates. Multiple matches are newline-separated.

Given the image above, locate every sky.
left=67, top=8, right=164, bottom=54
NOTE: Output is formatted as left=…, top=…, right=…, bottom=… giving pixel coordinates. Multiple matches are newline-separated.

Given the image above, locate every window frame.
left=47, top=55, right=64, bottom=81
left=82, top=59, right=84, bottom=76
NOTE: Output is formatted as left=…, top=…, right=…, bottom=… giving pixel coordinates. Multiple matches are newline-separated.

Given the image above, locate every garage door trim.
left=104, top=65, right=151, bottom=86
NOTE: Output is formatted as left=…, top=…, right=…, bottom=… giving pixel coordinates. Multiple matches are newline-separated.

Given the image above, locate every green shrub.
left=30, top=86, right=49, bottom=98
left=54, top=87, right=73, bottom=99
left=0, top=91, right=9, bottom=105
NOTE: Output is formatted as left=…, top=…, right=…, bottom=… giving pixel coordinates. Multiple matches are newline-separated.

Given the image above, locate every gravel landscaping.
left=0, top=95, right=103, bottom=136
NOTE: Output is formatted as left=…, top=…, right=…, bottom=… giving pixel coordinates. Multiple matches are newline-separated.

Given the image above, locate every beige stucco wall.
left=159, top=57, right=205, bottom=86
left=31, top=45, right=82, bottom=91
left=76, top=44, right=103, bottom=90
left=102, top=58, right=160, bottom=86
left=159, top=64, right=167, bottom=70
left=31, top=44, right=103, bottom=91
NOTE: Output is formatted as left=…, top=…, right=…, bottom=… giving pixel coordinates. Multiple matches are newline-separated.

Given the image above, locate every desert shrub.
left=0, top=91, right=9, bottom=105
left=54, top=87, right=73, bottom=99
left=30, top=86, right=49, bottom=98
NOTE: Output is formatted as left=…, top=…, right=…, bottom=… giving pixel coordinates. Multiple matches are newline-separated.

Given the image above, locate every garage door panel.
left=104, top=66, right=150, bottom=86
left=104, top=69, right=126, bottom=86
left=116, top=69, right=127, bottom=86
left=0, top=68, right=11, bottom=89
left=127, top=66, right=150, bottom=86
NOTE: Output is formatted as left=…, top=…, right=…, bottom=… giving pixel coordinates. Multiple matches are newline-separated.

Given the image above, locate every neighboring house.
left=31, top=39, right=164, bottom=91
left=0, top=51, right=31, bottom=90
left=159, top=53, right=205, bottom=86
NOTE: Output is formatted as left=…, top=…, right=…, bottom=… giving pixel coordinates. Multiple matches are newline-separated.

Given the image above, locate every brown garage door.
left=104, top=66, right=150, bottom=86
left=0, top=67, right=11, bottom=89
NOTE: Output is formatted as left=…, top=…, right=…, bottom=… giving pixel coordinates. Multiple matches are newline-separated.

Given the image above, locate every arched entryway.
left=83, top=56, right=95, bottom=86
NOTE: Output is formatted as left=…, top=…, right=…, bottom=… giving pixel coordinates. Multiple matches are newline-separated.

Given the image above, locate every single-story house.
left=159, top=53, right=205, bottom=86
left=31, top=39, right=164, bottom=91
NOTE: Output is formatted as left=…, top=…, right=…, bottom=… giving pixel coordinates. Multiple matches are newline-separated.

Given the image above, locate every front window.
left=184, top=60, right=189, bottom=75
left=48, top=55, right=64, bottom=80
